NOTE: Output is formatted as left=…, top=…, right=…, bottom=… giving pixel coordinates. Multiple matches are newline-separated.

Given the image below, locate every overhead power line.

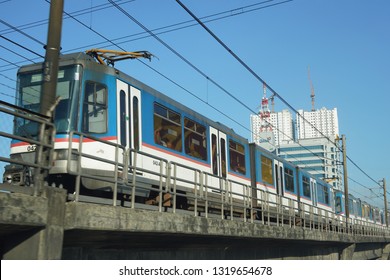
left=0, top=0, right=135, bottom=35
left=0, top=19, right=45, bottom=47
left=175, top=0, right=383, bottom=190
left=0, top=35, right=44, bottom=59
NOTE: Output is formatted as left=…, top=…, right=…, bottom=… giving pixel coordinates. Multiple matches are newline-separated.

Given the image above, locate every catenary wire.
left=175, top=0, right=383, bottom=190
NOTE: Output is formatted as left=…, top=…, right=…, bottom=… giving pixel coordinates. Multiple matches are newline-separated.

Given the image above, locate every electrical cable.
left=63, top=1, right=288, bottom=55
left=0, top=44, right=37, bottom=63
left=0, top=0, right=134, bottom=35
left=175, top=0, right=383, bottom=191
left=0, top=35, right=44, bottom=58
left=0, top=19, right=45, bottom=47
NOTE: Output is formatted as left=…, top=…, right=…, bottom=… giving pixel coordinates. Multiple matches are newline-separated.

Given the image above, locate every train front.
left=3, top=57, right=82, bottom=187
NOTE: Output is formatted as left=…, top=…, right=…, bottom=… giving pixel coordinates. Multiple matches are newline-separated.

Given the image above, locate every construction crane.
left=308, top=66, right=315, bottom=111
left=86, top=49, right=153, bottom=66
left=270, top=93, right=275, bottom=113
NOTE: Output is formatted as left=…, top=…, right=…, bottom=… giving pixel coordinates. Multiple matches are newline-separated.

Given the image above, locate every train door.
left=210, top=127, right=228, bottom=181
left=273, top=160, right=284, bottom=196
left=117, top=80, right=142, bottom=166
left=310, top=178, right=317, bottom=207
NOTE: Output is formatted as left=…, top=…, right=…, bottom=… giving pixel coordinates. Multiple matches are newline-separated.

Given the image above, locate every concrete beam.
left=64, top=202, right=390, bottom=244
left=1, top=187, right=67, bottom=259
left=340, top=243, right=356, bottom=260
left=381, top=243, right=390, bottom=260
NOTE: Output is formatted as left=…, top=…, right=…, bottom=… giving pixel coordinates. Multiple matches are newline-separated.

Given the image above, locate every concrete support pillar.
left=340, top=243, right=356, bottom=260
left=381, top=243, right=390, bottom=260
left=3, top=187, right=67, bottom=259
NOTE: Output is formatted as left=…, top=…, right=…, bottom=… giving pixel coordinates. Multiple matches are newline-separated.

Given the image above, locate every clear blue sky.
left=0, top=0, right=389, bottom=208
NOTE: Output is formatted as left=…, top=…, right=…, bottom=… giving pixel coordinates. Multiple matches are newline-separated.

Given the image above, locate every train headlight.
left=54, top=149, right=78, bottom=161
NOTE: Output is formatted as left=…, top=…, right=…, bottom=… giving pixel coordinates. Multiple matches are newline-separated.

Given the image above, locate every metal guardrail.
left=60, top=131, right=390, bottom=238
left=0, top=100, right=55, bottom=196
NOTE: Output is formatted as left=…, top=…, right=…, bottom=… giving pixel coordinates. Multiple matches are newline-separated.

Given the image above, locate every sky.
left=0, top=0, right=389, bottom=209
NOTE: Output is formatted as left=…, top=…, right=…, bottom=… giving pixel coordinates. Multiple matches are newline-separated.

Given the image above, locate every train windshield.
left=15, top=65, right=82, bottom=137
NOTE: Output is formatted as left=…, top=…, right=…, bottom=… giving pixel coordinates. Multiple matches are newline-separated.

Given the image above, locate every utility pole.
left=341, top=135, right=349, bottom=220
left=380, top=178, right=388, bottom=227
left=41, top=0, right=64, bottom=117
left=35, top=0, right=64, bottom=194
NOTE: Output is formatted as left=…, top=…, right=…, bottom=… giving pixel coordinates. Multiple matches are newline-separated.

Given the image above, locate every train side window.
left=317, top=184, right=329, bottom=205
left=119, top=90, right=127, bottom=146
left=335, top=196, right=342, bottom=213
left=83, top=81, right=107, bottom=134
left=184, top=118, right=207, bottom=160
left=324, top=186, right=329, bottom=204
left=212, top=134, right=218, bottom=175
left=354, top=202, right=359, bottom=217
left=229, top=140, right=246, bottom=175
left=284, top=167, right=295, bottom=192
left=302, top=176, right=311, bottom=198
left=220, top=138, right=227, bottom=178
left=261, top=155, right=273, bottom=185
left=153, top=103, right=182, bottom=152
left=348, top=199, right=354, bottom=215
left=133, top=96, right=139, bottom=150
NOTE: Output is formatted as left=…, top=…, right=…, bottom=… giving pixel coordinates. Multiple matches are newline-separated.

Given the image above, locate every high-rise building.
left=278, top=138, right=342, bottom=189
left=292, top=107, right=341, bottom=189
left=270, top=110, right=295, bottom=145
left=296, top=107, right=339, bottom=140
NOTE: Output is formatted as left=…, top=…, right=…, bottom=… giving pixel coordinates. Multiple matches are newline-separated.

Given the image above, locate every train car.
left=4, top=51, right=254, bottom=206
left=2, top=50, right=334, bottom=208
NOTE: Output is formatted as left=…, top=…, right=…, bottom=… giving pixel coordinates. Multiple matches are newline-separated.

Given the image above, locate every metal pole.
left=35, top=0, right=64, bottom=193
left=382, top=178, right=388, bottom=227
left=41, top=0, right=64, bottom=116
left=342, top=135, right=349, bottom=220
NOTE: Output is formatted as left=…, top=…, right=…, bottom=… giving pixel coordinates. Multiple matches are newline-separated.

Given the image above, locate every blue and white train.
left=3, top=51, right=388, bottom=227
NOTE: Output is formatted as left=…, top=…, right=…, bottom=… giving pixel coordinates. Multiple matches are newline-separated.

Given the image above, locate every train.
left=3, top=50, right=389, bottom=228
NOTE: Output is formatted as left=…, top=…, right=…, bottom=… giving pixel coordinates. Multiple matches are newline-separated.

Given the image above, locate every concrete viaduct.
left=1, top=186, right=389, bottom=260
